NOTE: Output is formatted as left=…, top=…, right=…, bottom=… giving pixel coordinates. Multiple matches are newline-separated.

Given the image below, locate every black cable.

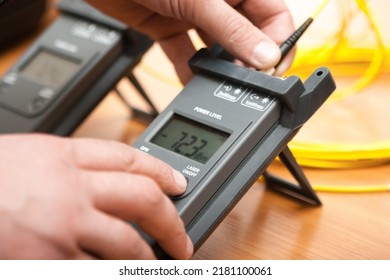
left=276, top=17, right=314, bottom=68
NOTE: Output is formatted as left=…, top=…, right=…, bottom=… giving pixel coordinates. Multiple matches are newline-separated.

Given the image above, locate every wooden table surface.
left=1, top=0, right=389, bottom=260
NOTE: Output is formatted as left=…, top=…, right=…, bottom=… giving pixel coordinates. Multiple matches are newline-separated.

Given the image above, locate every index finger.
left=67, top=138, right=187, bottom=196
left=79, top=170, right=193, bottom=259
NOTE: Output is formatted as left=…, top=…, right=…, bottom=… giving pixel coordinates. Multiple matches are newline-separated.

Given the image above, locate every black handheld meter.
left=0, top=0, right=153, bottom=135
left=132, top=48, right=336, bottom=258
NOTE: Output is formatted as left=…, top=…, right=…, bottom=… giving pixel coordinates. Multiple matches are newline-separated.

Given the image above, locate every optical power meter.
left=132, top=47, right=336, bottom=259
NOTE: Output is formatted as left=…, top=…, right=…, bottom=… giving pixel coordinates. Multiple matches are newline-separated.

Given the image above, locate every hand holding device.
left=0, top=134, right=192, bottom=259
left=85, top=0, right=295, bottom=83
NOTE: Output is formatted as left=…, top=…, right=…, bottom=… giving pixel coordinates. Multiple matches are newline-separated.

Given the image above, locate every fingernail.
left=186, top=235, right=194, bottom=258
left=261, top=67, right=276, bottom=76
left=173, top=170, right=187, bottom=191
left=253, top=41, right=280, bottom=68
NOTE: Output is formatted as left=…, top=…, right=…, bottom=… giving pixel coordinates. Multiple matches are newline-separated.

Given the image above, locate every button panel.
left=72, top=21, right=119, bottom=45
left=214, top=81, right=274, bottom=111
left=241, top=90, right=275, bottom=111
left=0, top=76, right=57, bottom=117
left=214, top=81, right=247, bottom=102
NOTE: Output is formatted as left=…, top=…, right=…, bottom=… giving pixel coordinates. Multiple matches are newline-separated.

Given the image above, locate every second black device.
left=0, top=0, right=153, bottom=135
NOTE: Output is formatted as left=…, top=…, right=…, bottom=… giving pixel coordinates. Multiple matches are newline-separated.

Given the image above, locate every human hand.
left=0, top=134, right=192, bottom=259
left=86, top=0, right=295, bottom=83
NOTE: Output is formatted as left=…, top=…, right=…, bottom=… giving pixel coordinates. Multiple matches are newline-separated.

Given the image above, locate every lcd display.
left=21, top=50, right=80, bottom=89
left=150, top=114, right=230, bottom=164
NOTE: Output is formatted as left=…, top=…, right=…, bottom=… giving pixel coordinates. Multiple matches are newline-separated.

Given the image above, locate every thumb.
left=187, top=0, right=281, bottom=69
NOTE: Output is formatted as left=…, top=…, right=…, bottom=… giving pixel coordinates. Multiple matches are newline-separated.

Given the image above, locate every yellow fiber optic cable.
left=259, top=175, right=390, bottom=193
left=288, top=140, right=390, bottom=169
left=312, top=0, right=331, bottom=19
left=284, top=0, right=390, bottom=183
left=290, top=141, right=390, bottom=160
left=312, top=183, right=390, bottom=193
left=288, top=0, right=386, bottom=103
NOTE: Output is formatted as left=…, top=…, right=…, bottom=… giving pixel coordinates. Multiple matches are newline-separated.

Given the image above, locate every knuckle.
left=127, top=150, right=176, bottom=189
left=121, top=150, right=138, bottom=172
left=169, top=218, right=187, bottom=240
left=225, top=17, right=253, bottom=47
left=153, top=161, right=174, bottom=186
left=124, top=235, right=146, bottom=259
left=36, top=226, right=78, bottom=258
left=140, top=178, right=166, bottom=210
left=161, top=0, right=194, bottom=21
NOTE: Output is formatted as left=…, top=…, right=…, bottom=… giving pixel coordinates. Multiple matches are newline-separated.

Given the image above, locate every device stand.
left=115, top=70, right=159, bottom=124
left=263, top=146, right=321, bottom=206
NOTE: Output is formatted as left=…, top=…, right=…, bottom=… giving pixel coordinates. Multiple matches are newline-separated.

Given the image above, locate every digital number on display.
left=150, top=115, right=230, bottom=164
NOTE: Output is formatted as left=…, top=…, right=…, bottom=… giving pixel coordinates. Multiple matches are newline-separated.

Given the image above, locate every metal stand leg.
left=264, top=146, right=321, bottom=206
left=115, top=71, right=158, bottom=124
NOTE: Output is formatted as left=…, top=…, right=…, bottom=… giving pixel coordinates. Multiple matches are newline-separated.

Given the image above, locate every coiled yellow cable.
left=285, top=0, right=390, bottom=182
left=289, top=140, right=390, bottom=168
left=288, top=0, right=387, bottom=103
left=266, top=0, right=389, bottom=192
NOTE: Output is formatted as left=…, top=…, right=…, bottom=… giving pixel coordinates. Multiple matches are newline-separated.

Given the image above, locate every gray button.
left=241, top=91, right=274, bottom=111
left=28, top=96, right=47, bottom=113
left=214, top=81, right=247, bottom=102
